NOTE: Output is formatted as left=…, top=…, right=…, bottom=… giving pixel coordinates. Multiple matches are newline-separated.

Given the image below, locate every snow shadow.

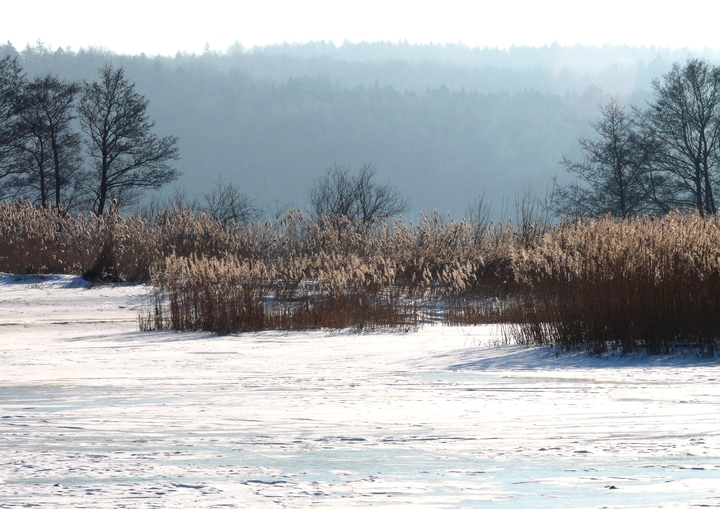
left=421, top=344, right=720, bottom=371
left=0, top=272, right=90, bottom=288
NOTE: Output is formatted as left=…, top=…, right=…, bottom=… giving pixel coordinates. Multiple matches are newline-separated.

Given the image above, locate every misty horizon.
left=3, top=40, right=719, bottom=220
left=4, top=38, right=720, bottom=64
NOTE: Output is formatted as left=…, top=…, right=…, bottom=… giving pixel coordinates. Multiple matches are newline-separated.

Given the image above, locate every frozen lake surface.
left=1, top=274, right=720, bottom=508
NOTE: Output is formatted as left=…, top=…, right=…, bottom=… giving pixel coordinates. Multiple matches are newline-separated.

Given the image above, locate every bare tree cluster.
left=12, top=74, right=83, bottom=209
left=310, top=163, right=407, bottom=226
left=0, top=58, right=179, bottom=214
left=641, top=59, right=720, bottom=216
left=554, top=98, right=657, bottom=218
left=556, top=59, right=720, bottom=218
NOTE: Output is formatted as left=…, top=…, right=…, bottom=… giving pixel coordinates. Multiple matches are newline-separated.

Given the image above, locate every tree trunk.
left=52, top=137, right=62, bottom=208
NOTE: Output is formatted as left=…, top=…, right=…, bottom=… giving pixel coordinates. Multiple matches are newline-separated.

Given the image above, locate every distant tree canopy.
left=556, top=59, right=720, bottom=218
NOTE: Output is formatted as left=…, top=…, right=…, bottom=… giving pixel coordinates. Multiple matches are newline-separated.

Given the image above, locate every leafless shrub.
left=310, top=163, right=407, bottom=227
left=203, top=177, right=261, bottom=225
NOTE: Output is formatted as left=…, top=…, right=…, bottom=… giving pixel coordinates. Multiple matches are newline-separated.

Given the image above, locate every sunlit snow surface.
left=1, top=274, right=720, bottom=508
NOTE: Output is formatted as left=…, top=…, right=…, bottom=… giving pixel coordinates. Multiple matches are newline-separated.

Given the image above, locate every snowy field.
left=1, top=275, right=720, bottom=508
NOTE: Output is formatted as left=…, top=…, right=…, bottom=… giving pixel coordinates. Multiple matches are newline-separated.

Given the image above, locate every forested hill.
left=2, top=42, right=714, bottom=217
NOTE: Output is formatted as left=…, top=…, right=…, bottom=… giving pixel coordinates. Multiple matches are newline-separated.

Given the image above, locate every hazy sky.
left=4, top=1, right=720, bottom=55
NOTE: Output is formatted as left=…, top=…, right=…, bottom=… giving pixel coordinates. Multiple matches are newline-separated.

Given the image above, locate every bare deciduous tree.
left=310, top=163, right=406, bottom=225
left=136, top=185, right=202, bottom=221
left=79, top=64, right=179, bottom=215
left=639, top=59, right=720, bottom=216
left=9, top=74, right=83, bottom=209
left=466, top=191, right=493, bottom=231
left=554, top=98, right=658, bottom=218
left=138, top=179, right=260, bottom=225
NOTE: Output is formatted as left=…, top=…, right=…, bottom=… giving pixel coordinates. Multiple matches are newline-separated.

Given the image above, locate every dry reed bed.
left=133, top=212, right=720, bottom=354
left=0, top=202, right=518, bottom=293
left=509, top=213, right=720, bottom=356
left=3, top=201, right=719, bottom=355
left=140, top=213, right=520, bottom=333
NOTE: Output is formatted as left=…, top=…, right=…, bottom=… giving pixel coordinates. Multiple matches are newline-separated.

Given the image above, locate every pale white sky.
left=3, top=0, right=720, bottom=55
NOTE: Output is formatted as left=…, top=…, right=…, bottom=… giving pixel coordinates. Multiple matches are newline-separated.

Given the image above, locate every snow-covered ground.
left=1, top=274, right=719, bottom=508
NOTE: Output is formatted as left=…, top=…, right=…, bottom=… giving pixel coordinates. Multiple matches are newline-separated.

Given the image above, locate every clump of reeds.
left=0, top=201, right=81, bottom=275
left=276, top=291, right=418, bottom=331
left=0, top=202, right=255, bottom=282
left=144, top=254, right=272, bottom=333
left=0, top=203, right=518, bottom=294
left=142, top=253, right=418, bottom=333
left=507, top=212, right=720, bottom=356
